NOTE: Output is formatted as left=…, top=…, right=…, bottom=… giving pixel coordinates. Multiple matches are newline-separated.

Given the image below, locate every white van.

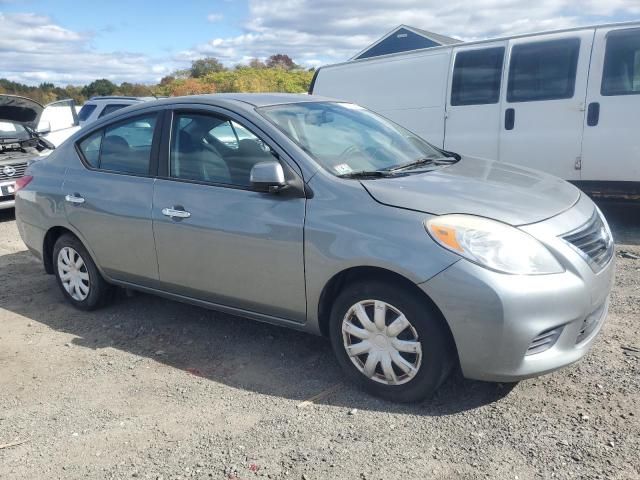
left=311, top=22, right=640, bottom=198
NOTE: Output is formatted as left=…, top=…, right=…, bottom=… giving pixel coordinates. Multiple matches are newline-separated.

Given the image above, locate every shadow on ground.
left=0, top=209, right=15, bottom=223
left=1, top=249, right=516, bottom=416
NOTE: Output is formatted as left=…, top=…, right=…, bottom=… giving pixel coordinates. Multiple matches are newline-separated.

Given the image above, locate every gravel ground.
left=0, top=201, right=638, bottom=480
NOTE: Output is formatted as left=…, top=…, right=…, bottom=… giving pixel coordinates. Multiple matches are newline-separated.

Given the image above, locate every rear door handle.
left=504, top=108, right=515, bottom=130
left=161, top=207, right=191, bottom=219
left=65, top=194, right=85, bottom=204
left=587, top=102, right=600, bottom=127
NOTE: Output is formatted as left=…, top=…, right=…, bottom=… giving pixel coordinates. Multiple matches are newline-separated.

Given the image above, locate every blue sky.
left=1, top=0, right=639, bottom=85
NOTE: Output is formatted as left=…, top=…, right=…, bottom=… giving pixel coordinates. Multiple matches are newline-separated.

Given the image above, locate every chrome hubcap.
left=342, top=300, right=422, bottom=385
left=57, top=247, right=90, bottom=301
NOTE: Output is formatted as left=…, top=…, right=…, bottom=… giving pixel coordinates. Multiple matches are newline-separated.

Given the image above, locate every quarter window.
left=78, top=114, right=157, bottom=175
left=601, top=29, right=640, bottom=96
left=507, top=38, right=580, bottom=102
left=170, top=113, right=275, bottom=187
left=451, top=47, right=504, bottom=106
left=77, top=104, right=97, bottom=122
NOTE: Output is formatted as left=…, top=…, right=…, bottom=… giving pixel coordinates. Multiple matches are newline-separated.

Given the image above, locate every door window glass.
left=601, top=29, right=640, bottom=96
left=507, top=38, right=580, bottom=102
left=170, top=113, right=275, bottom=187
left=78, top=130, right=102, bottom=167
left=98, top=104, right=130, bottom=118
left=98, top=114, right=157, bottom=174
left=451, top=47, right=504, bottom=106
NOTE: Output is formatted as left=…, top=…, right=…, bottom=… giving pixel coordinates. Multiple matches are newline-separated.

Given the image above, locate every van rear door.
left=444, top=42, right=506, bottom=160
left=498, top=30, right=594, bottom=180
left=581, top=27, right=640, bottom=187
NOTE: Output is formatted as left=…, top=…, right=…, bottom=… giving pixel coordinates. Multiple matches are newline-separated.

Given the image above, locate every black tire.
left=52, top=233, right=112, bottom=310
left=329, top=280, right=455, bottom=403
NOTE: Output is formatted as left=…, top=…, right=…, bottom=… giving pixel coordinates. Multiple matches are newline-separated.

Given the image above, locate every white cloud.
left=2, top=2, right=640, bottom=85
left=187, top=0, right=640, bottom=67
left=0, top=12, right=175, bottom=85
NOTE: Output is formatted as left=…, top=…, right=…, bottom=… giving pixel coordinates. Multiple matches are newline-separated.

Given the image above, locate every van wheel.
left=53, top=234, right=112, bottom=310
left=329, top=281, right=454, bottom=403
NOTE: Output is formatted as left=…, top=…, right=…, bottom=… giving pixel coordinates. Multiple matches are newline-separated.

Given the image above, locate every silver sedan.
left=15, top=94, right=615, bottom=402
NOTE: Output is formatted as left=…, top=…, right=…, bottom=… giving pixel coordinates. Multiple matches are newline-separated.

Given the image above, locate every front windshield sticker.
left=334, top=163, right=353, bottom=175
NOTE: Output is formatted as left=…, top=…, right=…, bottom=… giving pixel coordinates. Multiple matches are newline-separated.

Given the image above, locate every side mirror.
left=36, top=121, right=51, bottom=135
left=250, top=161, right=287, bottom=193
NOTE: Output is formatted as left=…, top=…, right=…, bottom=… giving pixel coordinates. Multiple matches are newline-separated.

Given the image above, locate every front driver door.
left=152, top=108, right=307, bottom=323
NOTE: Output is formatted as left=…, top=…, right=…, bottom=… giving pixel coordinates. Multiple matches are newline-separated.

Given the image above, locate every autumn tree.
left=266, top=54, right=297, bottom=70
left=190, top=57, right=226, bottom=78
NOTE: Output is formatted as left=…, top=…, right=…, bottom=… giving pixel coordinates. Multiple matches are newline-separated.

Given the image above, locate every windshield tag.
left=334, top=164, right=353, bottom=175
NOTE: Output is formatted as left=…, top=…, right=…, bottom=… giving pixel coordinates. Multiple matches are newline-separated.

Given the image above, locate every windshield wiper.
left=337, top=170, right=393, bottom=179
left=388, top=156, right=457, bottom=173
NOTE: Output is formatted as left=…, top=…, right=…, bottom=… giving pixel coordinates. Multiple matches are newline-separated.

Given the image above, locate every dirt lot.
left=0, top=201, right=639, bottom=480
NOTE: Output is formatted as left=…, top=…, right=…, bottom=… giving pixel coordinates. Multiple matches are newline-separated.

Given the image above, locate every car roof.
left=81, top=93, right=340, bottom=131
left=150, top=92, right=334, bottom=108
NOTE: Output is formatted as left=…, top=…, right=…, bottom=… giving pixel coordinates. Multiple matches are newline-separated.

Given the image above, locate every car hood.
left=361, top=157, right=581, bottom=226
left=0, top=95, right=43, bottom=129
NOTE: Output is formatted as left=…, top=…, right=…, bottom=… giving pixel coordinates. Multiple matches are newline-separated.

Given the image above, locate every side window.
left=78, top=130, right=102, bottom=167
left=99, top=104, right=130, bottom=118
left=96, top=114, right=157, bottom=174
left=451, top=47, right=504, bottom=106
left=507, top=38, right=580, bottom=102
left=601, top=29, right=640, bottom=96
left=170, top=112, right=275, bottom=187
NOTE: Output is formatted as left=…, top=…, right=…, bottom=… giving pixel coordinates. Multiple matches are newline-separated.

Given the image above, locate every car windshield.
left=258, top=102, right=448, bottom=176
left=0, top=121, right=30, bottom=140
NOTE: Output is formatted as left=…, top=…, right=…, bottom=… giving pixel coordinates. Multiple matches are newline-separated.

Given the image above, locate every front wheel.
left=53, top=233, right=112, bottom=310
left=329, top=281, right=455, bottom=403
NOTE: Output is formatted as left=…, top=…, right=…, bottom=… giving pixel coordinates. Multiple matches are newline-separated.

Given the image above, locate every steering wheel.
left=338, top=144, right=366, bottom=161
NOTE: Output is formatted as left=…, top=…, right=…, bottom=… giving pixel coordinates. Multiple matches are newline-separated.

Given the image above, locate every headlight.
left=425, top=215, right=564, bottom=275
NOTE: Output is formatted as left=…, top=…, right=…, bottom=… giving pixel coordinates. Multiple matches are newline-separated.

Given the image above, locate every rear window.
left=77, top=104, right=97, bottom=122
left=451, top=47, right=504, bottom=106
left=601, top=29, right=640, bottom=96
left=507, top=38, right=580, bottom=102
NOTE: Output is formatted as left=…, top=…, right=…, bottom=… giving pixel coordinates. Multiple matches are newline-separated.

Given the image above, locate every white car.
left=77, top=96, right=161, bottom=126
left=0, top=95, right=79, bottom=209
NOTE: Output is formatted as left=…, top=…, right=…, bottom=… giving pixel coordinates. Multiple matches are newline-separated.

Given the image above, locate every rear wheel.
left=53, top=234, right=112, bottom=310
left=329, top=281, right=455, bottom=403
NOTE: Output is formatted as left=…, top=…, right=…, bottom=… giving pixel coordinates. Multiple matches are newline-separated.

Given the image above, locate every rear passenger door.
left=65, top=111, right=162, bottom=284
left=499, top=31, right=594, bottom=180
left=444, top=42, right=506, bottom=159
left=581, top=27, right=640, bottom=184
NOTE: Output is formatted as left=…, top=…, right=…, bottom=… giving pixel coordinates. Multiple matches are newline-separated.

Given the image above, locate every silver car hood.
left=361, top=157, right=580, bottom=226
left=0, top=95, right=43, bottom=129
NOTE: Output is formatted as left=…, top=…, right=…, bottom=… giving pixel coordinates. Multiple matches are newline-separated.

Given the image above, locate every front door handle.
left=161, top=207, right=191, bottom=219
left=65, top=194, right=85, bottom=204
left=505, top=108, right=515, bottom=130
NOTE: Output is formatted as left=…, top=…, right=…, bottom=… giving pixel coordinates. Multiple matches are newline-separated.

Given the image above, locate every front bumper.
left=420, top=196, right=615, bottom=382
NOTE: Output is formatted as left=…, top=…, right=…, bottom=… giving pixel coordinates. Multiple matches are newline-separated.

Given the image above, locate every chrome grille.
left=526, top=327, right=562, bottom=356
left=561, top=210, right=614, bottom=273
left=0, top=162, right=28, bottom=181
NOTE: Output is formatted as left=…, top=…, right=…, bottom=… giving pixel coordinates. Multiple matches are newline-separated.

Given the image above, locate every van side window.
left=601, top=29, right=640, bottom=96
left=507, top=38, right=580, bottom=102
left=451, top=47, right=504, bottom=106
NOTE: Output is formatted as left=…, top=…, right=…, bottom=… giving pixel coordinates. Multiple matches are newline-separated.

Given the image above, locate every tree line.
left=0, top=54, right=315, bottom=105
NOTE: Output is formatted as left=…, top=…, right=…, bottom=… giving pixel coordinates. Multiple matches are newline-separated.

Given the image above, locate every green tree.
left=82, top=78, right=117, bottom=98
left=190, top=57, right=226, bottom=78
